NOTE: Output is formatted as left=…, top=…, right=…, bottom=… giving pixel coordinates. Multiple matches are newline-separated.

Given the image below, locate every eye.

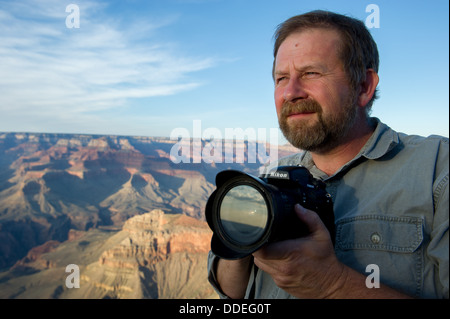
left=275, top=76, right=288, bottom=85
left=303, top=72, right=320, bottom=79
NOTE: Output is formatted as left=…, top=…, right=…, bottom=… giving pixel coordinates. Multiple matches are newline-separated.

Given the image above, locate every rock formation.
left=0, top=210, right=217, bottom=299
left=0, top=132, right=298, bottom=298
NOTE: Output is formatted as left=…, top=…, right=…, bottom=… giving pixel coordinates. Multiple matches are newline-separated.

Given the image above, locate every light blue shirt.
left=207, top=118, right=449, bottom=298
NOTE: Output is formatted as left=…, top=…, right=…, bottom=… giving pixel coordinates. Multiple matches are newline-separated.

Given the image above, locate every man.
left=207, top=10, right=448, bottom=298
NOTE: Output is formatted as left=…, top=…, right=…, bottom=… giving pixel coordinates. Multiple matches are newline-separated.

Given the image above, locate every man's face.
left=274, top=28, right=358, bottom=152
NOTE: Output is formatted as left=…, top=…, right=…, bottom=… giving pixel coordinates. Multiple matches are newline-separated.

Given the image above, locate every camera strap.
left=248, top=263, right=259, bottom=299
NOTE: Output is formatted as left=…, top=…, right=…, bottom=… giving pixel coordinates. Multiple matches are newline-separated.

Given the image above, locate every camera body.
left=258, top=165, right=335, bottom=243
left=205, top=165, right=335, bottom=259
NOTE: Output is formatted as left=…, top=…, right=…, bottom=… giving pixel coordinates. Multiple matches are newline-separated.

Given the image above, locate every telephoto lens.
left=205, top=166, right=335, bottom=259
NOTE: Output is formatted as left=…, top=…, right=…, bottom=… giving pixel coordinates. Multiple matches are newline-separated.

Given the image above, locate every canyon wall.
left=0, top=132, right=298, bottom=298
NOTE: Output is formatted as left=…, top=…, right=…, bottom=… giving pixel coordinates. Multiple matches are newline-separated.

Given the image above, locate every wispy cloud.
left=0, top=0, right=216, bottom=132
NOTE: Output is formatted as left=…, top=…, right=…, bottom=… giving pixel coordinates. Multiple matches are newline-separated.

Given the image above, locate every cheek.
left=274, top=88, right=284, bottom=117
left=321, top=78, right=354, bottom=105
left=314, top=83, right=350, bottom=113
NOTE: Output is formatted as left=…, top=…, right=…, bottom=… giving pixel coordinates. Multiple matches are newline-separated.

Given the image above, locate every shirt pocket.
left=335, top=215, right=424, bottom=297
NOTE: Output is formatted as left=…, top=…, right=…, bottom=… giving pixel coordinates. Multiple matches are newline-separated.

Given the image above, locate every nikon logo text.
left=268, top=171, right=289, bottom=179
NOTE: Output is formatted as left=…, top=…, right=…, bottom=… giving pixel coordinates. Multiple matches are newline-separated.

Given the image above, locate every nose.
left=283, top=77, right=308, bottom=103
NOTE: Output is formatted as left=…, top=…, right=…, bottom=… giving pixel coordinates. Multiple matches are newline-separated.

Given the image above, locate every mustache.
left=281, top=99, right=322, bottom=118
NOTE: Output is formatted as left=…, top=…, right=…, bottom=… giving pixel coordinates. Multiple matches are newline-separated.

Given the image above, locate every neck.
left=311, top=118, right=375, bottom=176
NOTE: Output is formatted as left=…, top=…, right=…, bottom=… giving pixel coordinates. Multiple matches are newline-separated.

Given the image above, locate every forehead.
left=275, top=28, right=343, bottom=70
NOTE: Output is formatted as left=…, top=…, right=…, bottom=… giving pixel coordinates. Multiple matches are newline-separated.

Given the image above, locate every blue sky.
left=0, top=0, right=448, bottom=144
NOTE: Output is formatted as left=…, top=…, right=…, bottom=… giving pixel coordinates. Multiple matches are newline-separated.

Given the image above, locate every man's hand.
left=252, top=204, right=347, bottom=298
left=252, top=204, right=414, bottom=299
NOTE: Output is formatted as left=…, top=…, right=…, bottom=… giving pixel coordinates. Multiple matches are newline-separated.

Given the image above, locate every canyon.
left=0, top=132, right=297, bottom=298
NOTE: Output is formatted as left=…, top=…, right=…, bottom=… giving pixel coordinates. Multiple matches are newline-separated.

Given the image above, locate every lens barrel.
left=206, top=172, right=276, bottom=259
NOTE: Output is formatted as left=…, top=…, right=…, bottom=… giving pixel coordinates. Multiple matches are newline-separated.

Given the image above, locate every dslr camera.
left=205, top=165, right=335, bottom=259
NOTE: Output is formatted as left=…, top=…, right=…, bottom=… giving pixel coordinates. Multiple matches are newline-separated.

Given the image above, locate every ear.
left=357, top=68, right=379, bottom=107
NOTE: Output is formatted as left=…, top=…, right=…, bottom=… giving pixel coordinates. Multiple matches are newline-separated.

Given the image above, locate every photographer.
left=207, top=10, right=448, bottom=298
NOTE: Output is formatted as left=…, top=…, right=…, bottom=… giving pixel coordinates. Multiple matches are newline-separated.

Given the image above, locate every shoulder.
left=399, top=132, right=448, bottom=149
left=389, top=131, right=448, bottom=206
left=373, top=118, right=448, bottom=165
left=396, top=133, right=448, bottom=168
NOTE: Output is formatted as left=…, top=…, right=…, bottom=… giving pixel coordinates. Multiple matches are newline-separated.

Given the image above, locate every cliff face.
left=0, top=132, right=298, bottom=298
left=0, top=210, right=216, bottom=299
left=0, top=132, right=215, bottom=269
left=93, top=210, right=214, bottom=299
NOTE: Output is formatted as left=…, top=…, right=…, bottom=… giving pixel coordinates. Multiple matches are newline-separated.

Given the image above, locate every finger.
left=253, top=242, right=283, bottom=260
left=252, top=237, right=300, bottom=260
left=254, top=205, right=324, bottom=260
left=295, top=204, right=330, bottom=241
left=252, top=244, right=289, bottom=275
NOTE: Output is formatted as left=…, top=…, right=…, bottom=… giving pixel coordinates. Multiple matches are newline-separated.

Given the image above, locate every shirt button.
left=371, top=232, right=381, bottom=244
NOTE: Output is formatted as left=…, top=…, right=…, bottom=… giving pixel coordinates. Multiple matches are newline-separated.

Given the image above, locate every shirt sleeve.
left=428, top=170, right=449, bottom=298
left=207, top=250, right=261, bottom=299
left=207, top=250, right=231, bottom=299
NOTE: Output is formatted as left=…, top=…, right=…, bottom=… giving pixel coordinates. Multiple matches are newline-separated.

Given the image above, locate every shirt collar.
left=300, top=118, right=400, bottom=180
left=358, top=117, right=400, bottom=160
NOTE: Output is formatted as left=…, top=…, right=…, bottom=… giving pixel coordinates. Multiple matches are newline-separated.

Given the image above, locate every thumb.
left=294, top=204, right=330, bottom=240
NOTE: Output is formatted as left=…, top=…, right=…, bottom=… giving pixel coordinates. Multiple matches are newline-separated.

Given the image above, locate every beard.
left=278, top=95, right=357, bottom=153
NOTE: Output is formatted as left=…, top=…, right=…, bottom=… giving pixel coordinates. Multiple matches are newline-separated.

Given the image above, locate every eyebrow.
left=274, top=63, right=326, bottom=78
